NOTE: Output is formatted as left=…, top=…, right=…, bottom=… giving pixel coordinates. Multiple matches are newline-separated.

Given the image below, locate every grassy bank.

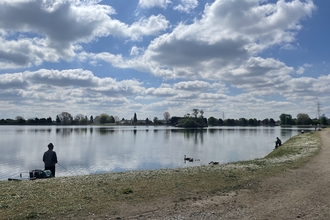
left=0, top=131, right=321, bottom=219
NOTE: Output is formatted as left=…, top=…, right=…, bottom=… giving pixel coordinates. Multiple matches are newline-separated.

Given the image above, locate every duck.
left=184, top=155, right=192, bottom=161
left=209, top=161, right=219, bottom=165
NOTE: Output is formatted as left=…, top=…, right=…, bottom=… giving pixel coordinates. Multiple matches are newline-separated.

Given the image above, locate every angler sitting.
left=275, top=137, right=282, bottom=149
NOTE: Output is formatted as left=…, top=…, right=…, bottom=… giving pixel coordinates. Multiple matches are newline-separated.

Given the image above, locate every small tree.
left=47, top=117, right=52, bottom=124
left=109, top=116, right=115, bottom=123
left=200, top=110, right=204, bottom=118
left=15, top=116, right=24, bottom=121
left=56, top=115, right=61, bottom=124
left=239, top=118, right=248, bottom=126
left=269, top=118, right=276, bottom=126
left=15, top=116, right=26, bottom=124
left=208, top=116, right=218, bottom=126
left=114, top=116, right=120, bottom=122
left=99, top=113, right=113, bottom=124
left=296, top=113, right=312, bottom=125
left=192, top=109, right=199, bottom=118
left=320, top=116, right=328, bottom=125
left=133, top=113, right=137, bottom=124
left=99, top=116, right=105, bottom=124
left=80, top=117, right=87, bottom=125
left=57, top=112, right=73, bottom=125
left=280, top=113, right=294, bottom=125
left=163, top=112, right=170, bottom=123
left=262, top=118, right=269, bottom=126
left=74, top=114, right=85, bottom=124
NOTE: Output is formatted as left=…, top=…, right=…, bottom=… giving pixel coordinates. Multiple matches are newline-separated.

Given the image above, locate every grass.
left=0, top=131, right=321, bottom=219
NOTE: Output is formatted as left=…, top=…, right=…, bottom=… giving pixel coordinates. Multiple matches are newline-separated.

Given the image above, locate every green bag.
left=41, top=170, right=53, bottom=178
left=29, top=169, right=53, bottom=179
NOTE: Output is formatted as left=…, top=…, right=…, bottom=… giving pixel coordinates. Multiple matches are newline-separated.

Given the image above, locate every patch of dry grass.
left=0, top=131, right=321, bottom=219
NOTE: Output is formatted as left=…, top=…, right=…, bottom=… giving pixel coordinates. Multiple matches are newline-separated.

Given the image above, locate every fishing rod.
left=57, top=162, right=75, bottom=175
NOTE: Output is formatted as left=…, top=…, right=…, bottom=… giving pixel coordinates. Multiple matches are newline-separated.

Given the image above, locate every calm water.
left=0, top=125, right=313, bottom=180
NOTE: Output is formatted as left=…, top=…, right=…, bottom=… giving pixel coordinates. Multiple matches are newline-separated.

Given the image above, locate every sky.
left=0, top=0, right=329, bottom=121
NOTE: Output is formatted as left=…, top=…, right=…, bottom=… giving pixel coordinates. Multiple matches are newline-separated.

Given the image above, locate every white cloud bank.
left=0, top=68, right=329, bottom=120
left=0, top=0, right=169, bottom=69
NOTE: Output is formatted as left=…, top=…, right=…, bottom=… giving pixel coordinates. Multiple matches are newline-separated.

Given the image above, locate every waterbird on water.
left=184, top=155, right=194, bottom=162
left=209, top=161, right=219, bottom=165
left=184, top=155, right=192, bottom=160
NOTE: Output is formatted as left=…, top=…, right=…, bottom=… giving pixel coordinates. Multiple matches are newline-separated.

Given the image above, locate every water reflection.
left=281, top=128, right=293, bottom=137
left=0, top=125, right=314, bottom=180
left=56, top=128, right=73, bottom=136
left=98, top=128, right=115, bottom=135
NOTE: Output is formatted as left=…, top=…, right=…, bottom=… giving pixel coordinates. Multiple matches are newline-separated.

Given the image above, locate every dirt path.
left=118, top=129, right=330, bottom=219
left=217, top=128, right=330, bottom=220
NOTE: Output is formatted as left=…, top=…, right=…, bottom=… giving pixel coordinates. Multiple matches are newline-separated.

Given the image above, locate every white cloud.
left=0, top=37, right=58, bottom=69
left=173, top=0, right=198, bottom=13
left=303, top=63, right=313, bottom=68
left=173, top=80, right=211, bottom=91
left=139, top=0, right=171, bottom=9
left=296, top=66, right=305, bottom=74
left=139, top=0, right=315, bottom=80
left=0, top=69, right=145, bottom=116
left=223, top=57, right=295, bottom=91
left=0, top=0, right=169, bottom=70
left=145, top=87, right=176, bottom=97
left=130, top=46, right=144, bottom=56
left=285, top=74, right=330, bottom=101
left=1, top=67, right=329, bottom=120
left=128, top=15, right=169, bottom=41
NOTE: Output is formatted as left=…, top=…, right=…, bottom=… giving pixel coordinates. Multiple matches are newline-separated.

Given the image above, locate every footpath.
left=236, top=128, right=330, bottom=219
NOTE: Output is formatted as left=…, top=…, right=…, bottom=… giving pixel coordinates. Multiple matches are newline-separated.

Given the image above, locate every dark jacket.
left=43, top=150, right=58, bottom=167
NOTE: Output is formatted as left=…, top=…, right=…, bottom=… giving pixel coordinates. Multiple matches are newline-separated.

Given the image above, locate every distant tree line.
left=0, top=110, right=328, bottom=126
left=170, top=111, right=329, bottom=127
left=0, top=116, right=54, bottom=125
left=206, top=117, right=277, bottom=126
left=279, top=113, right=329, bottom=126
left=0, top=112, right=95, bottom=125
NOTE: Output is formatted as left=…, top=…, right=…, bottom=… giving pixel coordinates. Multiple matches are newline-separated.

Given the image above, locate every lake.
left=0, top=125, right=313, bottom=180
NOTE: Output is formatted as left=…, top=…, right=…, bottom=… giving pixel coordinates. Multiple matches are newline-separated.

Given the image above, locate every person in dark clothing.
left=275, top=137, right=282, bottom=149
left=43, top=143, right=58, bottom=177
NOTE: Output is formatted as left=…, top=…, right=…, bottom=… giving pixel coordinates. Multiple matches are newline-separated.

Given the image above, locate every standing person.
left=43, top=143, right=58, bottom=177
